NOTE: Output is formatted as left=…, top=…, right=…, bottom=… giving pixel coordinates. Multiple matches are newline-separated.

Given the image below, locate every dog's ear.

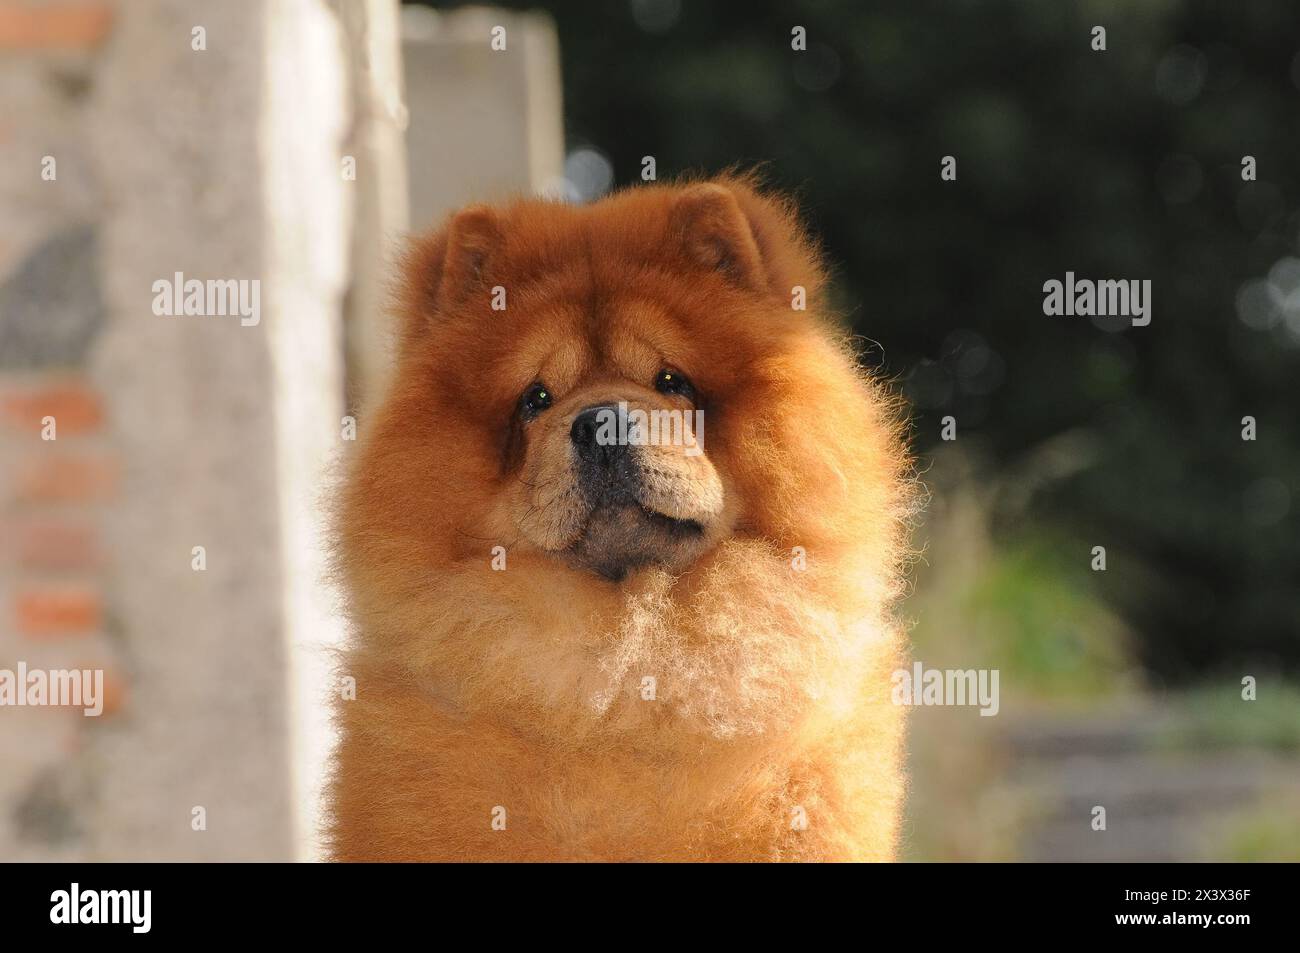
left=669, top=179, right=825, bottom=302
left=398, top=205, right=502, bottom=345
left=670, top=183, right=767, bottom=292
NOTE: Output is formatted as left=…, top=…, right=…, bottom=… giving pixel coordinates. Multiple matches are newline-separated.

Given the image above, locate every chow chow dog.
left=326, top=174, right=915, bottom=861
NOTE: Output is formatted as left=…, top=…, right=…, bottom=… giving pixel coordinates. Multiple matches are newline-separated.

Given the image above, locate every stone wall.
left=0, top=0, right=125, bottom=863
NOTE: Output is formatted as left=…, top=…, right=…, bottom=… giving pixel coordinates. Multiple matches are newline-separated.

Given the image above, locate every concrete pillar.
left=401, top=5, right=564, bottom=228
left=335, top=0, right=410, bottom=405
left=85, top=0, right=349, bottom=860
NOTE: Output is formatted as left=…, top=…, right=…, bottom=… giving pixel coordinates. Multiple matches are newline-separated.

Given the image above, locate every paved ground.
left=906, top=702, right=1300, bottom=862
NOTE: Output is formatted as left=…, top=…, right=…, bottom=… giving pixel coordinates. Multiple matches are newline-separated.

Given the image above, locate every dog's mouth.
left=565, top=502, right=708, bottom=582
left=636, top=505, right=705, bottom=538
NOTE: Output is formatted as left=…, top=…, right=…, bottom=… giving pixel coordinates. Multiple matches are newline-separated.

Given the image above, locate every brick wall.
left=0, top=1, right=120, bottom=859
left=0, top=377, right=126, bottom=713
left=2, top=375, right=112, bottom=633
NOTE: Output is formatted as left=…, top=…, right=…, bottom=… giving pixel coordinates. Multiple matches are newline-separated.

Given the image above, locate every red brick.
left=16, top=454, right=116, bottom=502
left=0, top=381, right=103, bottom=435
left=15, top=520, right=100, bottom=570
left=15, top=587, right=101, bottom=638
left=0, top=4, right=114, bottom=51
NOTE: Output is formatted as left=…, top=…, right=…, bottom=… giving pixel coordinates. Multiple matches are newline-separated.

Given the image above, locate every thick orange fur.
left=326, top=173, right=916, bottom=861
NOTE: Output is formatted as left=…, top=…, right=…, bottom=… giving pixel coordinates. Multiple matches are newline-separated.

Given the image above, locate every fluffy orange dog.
left=326, top=174, right=914, bottom=861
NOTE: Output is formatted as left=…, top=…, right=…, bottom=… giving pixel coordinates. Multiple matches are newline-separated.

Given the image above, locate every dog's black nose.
left=571, top=404, right=624, bottom=466
left=571, top=405, right=640, bottom=503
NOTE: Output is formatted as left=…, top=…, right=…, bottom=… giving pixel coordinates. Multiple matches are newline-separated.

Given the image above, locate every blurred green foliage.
left=424, top=0, right=1300, bottom=680
left=956, top=532, right=1136, bottom=698
left=1208, top=805, right=1300, bottom=861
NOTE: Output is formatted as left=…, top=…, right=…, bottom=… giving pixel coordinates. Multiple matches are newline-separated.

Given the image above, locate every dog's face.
left=358, top=178, right=846, bottom=585
left=498, top=318, right=726, bottom=581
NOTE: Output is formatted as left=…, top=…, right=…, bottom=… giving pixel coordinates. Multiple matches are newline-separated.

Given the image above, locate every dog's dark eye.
left=520, top=382, right=553, bottom=418
left=654, top=368, right=695, bottom=400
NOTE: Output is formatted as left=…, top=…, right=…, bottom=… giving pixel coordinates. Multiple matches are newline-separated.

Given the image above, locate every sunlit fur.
left=326, top=173, right=917, bottom=861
